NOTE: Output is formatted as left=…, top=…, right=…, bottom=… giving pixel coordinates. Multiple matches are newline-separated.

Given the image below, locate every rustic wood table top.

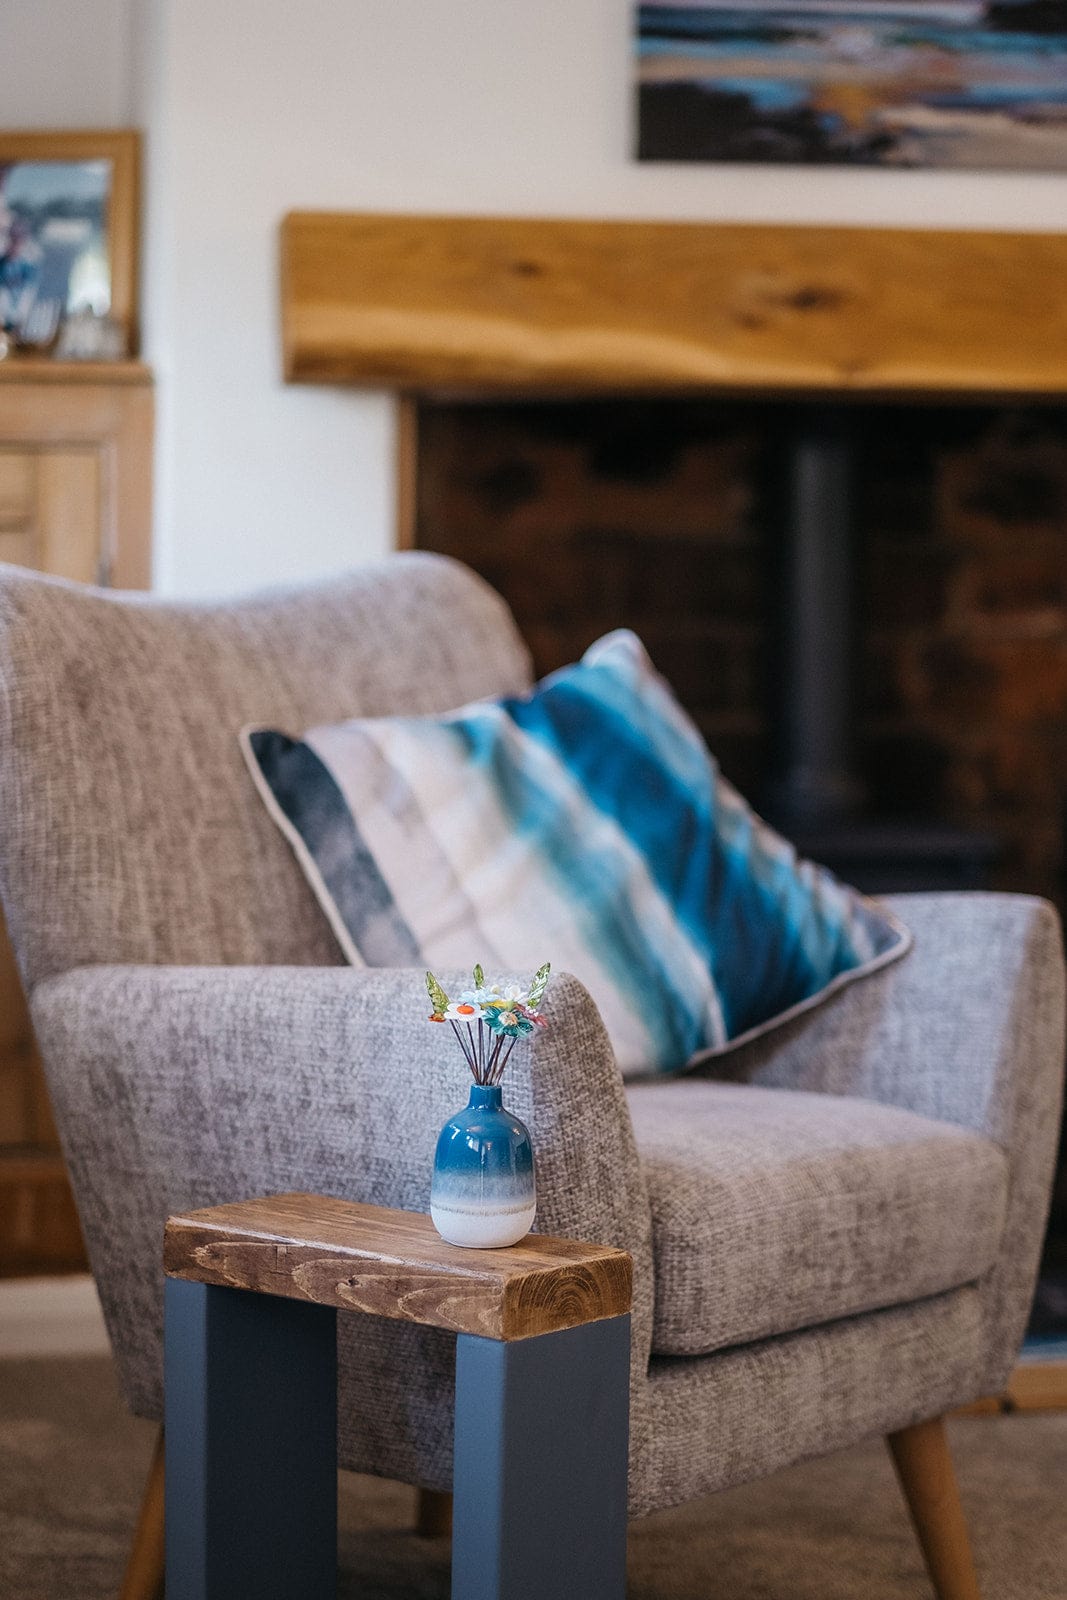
left=164, top=1192, right=633, bottom=1342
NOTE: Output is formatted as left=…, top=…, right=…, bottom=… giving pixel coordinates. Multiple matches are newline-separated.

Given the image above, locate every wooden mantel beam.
left=281, top=212, right=1067, bottom=401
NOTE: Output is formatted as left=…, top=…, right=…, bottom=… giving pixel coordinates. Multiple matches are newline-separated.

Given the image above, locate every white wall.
left=143, top=0, right=1067, bottom=596
left=9, top=2, right=1067, bottom=594
left=2, top=0, right=136, bottom=125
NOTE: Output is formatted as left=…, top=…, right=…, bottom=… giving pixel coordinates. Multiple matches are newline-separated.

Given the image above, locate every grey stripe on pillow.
left=245, top=729, right=421, bottom=965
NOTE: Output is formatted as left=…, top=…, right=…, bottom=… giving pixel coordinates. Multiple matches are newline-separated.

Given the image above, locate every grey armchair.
left=0, top=552, right=1062, bottom=1600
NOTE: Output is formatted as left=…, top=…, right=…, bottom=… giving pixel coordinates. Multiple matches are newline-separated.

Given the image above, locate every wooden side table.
left=163, top=1193, right=633, bottom=1600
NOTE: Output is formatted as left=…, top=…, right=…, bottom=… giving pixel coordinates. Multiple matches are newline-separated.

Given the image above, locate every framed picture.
left=635, top=2, right=1067, bottom=170
left=0, top=129, right=139, bottom=356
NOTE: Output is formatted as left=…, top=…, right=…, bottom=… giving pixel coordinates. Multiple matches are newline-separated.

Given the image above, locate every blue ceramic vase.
left=430, top=1084, right=536, bottom=1249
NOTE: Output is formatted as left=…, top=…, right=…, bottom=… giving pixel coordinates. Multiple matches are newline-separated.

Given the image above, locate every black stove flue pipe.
left=766, top=404, right=865, bottom=834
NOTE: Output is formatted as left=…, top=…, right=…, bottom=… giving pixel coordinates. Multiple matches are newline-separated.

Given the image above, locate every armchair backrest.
left=0, top=553, right=532, bottom=990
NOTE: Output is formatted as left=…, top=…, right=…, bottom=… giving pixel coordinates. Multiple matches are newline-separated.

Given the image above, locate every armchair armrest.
left=716, top=892, right=1065, bottom=1147
left=31, top=962, right=651, bottom=1252
left=714, top=891, right=1066, bottom=1386
left=30, top=964, right=654, bottom=1418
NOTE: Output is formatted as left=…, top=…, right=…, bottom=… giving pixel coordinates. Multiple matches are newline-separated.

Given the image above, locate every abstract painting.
left=636, top=1, right=1067, bottom=168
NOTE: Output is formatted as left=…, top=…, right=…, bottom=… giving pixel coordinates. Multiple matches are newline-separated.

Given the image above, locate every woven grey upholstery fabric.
left=628, top=1080, right=1007, bottom=1357
left=29, top=964, right=655, bottom=1500
left=3, top=557, right=1065, bottom=1519
left=638, top=1284, right=987, bottom=1516
left=706, top=891, right=1066, bottom=1398
left=0, top=556, right=532, bottom=989
left=31, top=895, right=1063, bottom=1513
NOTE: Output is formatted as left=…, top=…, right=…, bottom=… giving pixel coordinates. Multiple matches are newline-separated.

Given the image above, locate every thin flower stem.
left=478, top=1017, right=485, bottom=1083
left=466, top=1021, right=478, bottom=1080
left=494, top=1037, right=518, bottom=1083
left=449, top=1020, right=476, bottom=1075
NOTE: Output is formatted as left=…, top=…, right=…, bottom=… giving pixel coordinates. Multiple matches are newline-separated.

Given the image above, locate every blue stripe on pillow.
left=495, top=643, right=883, bottom=1043
left=446, top=714, right=707, bottom=1069
left=495, top=669, right=836, bottom=1038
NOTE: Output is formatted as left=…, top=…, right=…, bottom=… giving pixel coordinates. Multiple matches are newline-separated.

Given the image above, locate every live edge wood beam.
left=164, top=1192, right=632, bottom=1342
left=281, top=212, right=1067, bottom=401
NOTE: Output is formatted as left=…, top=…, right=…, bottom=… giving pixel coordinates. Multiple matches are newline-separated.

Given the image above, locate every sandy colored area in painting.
left=875, top=104, right=1067, bottom=167
left=638, top=49, right=1067, bottom=95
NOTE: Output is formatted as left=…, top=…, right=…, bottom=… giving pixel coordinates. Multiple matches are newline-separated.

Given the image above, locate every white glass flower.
left=444, top=1001, right=480, bottom=1023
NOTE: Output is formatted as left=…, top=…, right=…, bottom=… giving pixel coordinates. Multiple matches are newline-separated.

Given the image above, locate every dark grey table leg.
left=452, top=1313, right=630, bottom=1600
left=164, top=1277, right=337, bottom=1600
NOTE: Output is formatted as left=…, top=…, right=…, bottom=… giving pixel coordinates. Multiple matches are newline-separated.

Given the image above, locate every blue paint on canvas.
left=636, top=1, right=1067, bottom=167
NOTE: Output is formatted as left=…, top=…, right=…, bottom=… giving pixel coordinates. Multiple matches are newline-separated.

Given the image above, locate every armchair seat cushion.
left=628, top=1080, right=1008, bottom=1358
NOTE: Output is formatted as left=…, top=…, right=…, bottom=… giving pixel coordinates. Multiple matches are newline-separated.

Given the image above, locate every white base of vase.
left=430, top=1201, right=537, bottom=1249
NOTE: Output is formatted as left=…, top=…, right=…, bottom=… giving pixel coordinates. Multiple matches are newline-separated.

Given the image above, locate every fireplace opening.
left=407, top=393, right=1067, bottom=1342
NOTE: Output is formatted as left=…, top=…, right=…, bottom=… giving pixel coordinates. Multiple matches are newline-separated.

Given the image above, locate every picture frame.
left=0, top=128, right=139, bottom=357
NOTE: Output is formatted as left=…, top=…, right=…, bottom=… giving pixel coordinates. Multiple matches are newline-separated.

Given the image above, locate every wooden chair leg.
left=415, top=1487, right=453, bottom=1538
left=887, top=1416, right=982, bottom=1600
left=120, top=1425, right=165, bottom=1600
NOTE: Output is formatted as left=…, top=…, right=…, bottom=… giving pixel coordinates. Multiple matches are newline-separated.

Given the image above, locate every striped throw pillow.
left=241, top=630, right=909, bottom=1077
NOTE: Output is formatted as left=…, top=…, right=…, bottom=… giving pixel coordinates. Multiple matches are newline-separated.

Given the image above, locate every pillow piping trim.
left=239, top=724, right=366, bottom=969
left=684, top=904, right=914, bottom=1070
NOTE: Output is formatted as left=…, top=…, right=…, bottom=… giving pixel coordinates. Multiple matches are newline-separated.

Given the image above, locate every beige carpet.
left=1, top=1356, right=1064, bottom=1599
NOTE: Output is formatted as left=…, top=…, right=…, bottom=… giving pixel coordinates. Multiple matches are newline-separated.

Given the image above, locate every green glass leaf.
left=528, top=961, right=551, bottom=1008
left=473, top=963, right=485, bottom=990
left=425, top=971, right=450, bottom=1014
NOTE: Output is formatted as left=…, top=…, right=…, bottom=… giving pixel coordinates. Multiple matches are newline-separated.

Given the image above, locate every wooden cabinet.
left=0, top=361, right=153, bottom=1274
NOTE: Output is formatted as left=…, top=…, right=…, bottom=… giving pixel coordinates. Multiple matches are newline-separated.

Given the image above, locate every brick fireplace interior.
left=410, top=394, right=1067, bottom=1341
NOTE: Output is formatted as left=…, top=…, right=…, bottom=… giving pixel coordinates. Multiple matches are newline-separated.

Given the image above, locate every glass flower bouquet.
left=425, top=962, right=551, bottom=1249
left=426, top=961, right=550, bottom=1085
